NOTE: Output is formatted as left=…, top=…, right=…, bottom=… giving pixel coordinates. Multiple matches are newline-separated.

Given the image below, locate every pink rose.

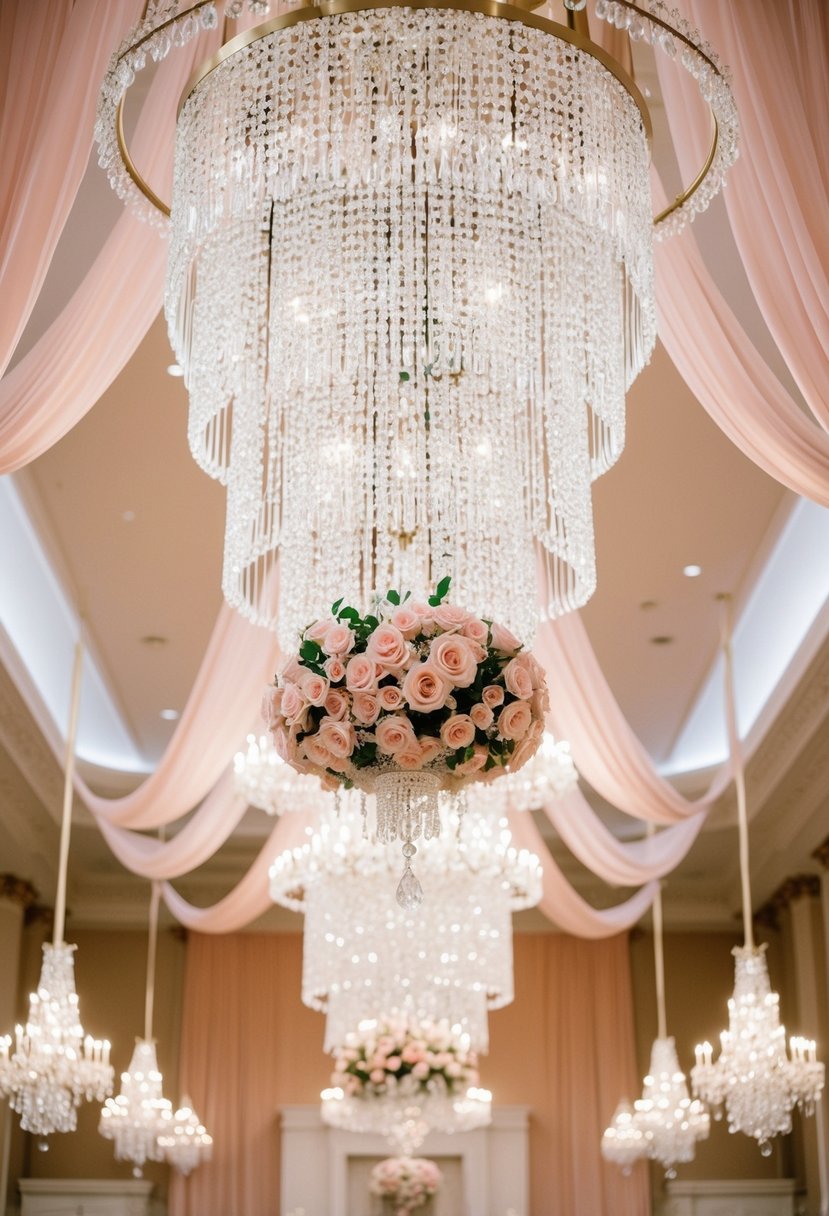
left=397, top=746, right=425, bottom=770
left=489, top=621, right=522, bottom=653
left=510, top=731, right=541, bottom=772
left=261, top=685, right=283, bottom=728
left=432, top=603, right=471, bottom=632
left=325, top=688, right=350, bottom=720
left=531, top=685, right=551, bottom=718
left=461, top=617, right=489, bottom=645
left=457, top=744, right=488, bottom=776
left=440, top=713, right=476, bottom=750
left=378, top=685, right=404, bottom=711
left=352, top=691, right=380, bottom=726
left=497, top=700, right=533, bottom=741
left=419, top=735, right=444, bottom=765
left=385, top=1056, right=402, bottom=1071
left=503, top=658, right=533, bottom=700
left=412, top=1061, right=430, bottom=1080
left=305, top=618, right=332, bottom=644
left=300, top=670, right=329, bottom=706
left=303, top=735, right=334, bottom=768
left=369, top=1069, right=386, bottom=1085
left=482, top=684, right=505, bottom=708
left=391, top=607, right=421, bottom=638
left=279, top=655, right=304, bottom=683
left=402, top=663, right=450, bottom=714
left=428, top=634, right=479, bottom=688
left=470, top=702, right=494, bottom=730
left=318, top=717, right=356, bottom=758
left=324, top=656, right=346, bottom=683
left=366, top=623, right=410, bottom=670
left=281, top=682, right=305, bottom=723
left=346, top=653, right=378, bottom=692
left=322, top=623, right=355, bottom=657
left=375, top=715, right=417, bottom=755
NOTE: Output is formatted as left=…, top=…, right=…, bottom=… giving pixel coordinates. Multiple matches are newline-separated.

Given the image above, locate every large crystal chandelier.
left=157, top=1096, right=214, bottom=1175
left=690, top=601, right=825, bottom=1152
left=601, top=871, right=708, bottom=1176
left=270, top=804, right=541, bottom=1052
left=0, top=644, right=113, bottom=1139
left=97, top=0, right=737, bottom=645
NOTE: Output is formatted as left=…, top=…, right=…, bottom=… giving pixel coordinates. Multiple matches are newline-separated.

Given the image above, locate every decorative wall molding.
left=0, top=875, right=37, bottom=910
left=755, top=873, right=822, bottom=932
left=656, top=1177, right=797, bottom=1216
left=812, top=836, right=829, bottom=870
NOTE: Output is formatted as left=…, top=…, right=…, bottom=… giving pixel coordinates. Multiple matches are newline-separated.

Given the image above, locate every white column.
left=788, top=879, right=828, bottom=1216
left=0, top=877, right=36, bottom=1216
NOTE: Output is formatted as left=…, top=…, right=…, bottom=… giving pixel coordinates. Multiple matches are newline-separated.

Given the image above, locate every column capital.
left=812, top=836, right=829, bottom=870
left=0, top=874, right=37, bottom=911
left=755, top=873, right=821, bottom=930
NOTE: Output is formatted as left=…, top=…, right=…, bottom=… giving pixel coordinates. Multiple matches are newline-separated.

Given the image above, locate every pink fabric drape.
left=507, top=811, right=658, bottom=937
left=162, top=810, right=313, bottom=932
left=78, top=605, right=280, bottom=828
left=171, top=932, right=649, bottom=1216
left=537, top=611, right=730, bottom=822
left=0, top=0, right=142, bottom=378
left=679, top=0, right=829, bottom=433
left=543, top=788, right=707, bottom=886
left=0, top=20, right=218, bottom=473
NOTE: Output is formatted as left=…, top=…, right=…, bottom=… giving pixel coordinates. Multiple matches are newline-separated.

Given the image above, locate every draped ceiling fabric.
left=0, top=1, right=826, bottom=932
left=170, top=932, right=650, bottom=1216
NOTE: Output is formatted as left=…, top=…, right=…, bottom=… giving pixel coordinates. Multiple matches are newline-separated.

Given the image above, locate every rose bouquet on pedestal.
left=321, top=1016, right=490, bottom=1152
left=370, top=1155, right=443, bottom=1216
left=263, top=580, right=549, bottom=903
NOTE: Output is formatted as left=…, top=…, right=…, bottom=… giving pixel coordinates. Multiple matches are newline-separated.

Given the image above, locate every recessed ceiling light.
left=650, top=635, right=674, bottom=646
left=166, top=363, right=184, bottom=377
left=141, top=635, right=168, bottom=647
left=683, top=564, right=703, bottom=578
left=159, top=708, right=180, bottom=721
left=122, top=510, right=136, bottom=522
left=639, top=599, right=658, bottom=611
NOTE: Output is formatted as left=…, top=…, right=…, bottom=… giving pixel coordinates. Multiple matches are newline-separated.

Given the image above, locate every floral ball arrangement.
left=261, top=579, right=550, bottom=794
left=331, top=1016, right=480, bottom=1099
left=370, top=1156, right=443, bottom=1216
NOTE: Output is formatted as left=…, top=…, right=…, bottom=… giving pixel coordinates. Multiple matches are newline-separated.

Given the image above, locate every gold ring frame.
left=109, top=0, right=729, bottom=231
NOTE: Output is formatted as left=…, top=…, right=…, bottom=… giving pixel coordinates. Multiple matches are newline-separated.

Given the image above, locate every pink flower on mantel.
left=402, top=663, right=450, bottom=714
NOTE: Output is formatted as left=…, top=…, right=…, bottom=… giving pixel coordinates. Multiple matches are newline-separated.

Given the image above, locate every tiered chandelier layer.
left=97, top=0, right=737, bottom=645
left=270, top=804, right=541, bottom=1052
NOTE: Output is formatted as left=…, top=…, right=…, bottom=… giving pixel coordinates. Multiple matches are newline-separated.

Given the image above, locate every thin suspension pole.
left=720, top=595, right=754, bottom=950
left=144, top=882, right=162, bottom=1042
left=53, top=642, right=84, bottom=948
left=647, top=823, right=668, bottom=1040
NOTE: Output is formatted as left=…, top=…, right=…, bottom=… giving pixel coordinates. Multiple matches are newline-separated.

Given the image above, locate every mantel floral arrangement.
left=261, top=579, right=549, bottom=794
left=331, top=1016, right=479, bottom=1099
left=370, top=1156, right=443, bottom=1216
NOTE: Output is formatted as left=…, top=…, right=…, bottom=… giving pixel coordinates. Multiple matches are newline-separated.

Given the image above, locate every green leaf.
left=483, top=755, right=497, bottom=771
left=436, top=575, right=452, bottom=599
left=300, top=639, right=322, bottom=662
left=387, top=589, right=400, bottom=606
left=331, top=597, right=344, bottom=615
left=399, top=370, right=410, bottom=382
left=428, top=594, right=440, bottom=606
left=339, top=606, right=360, bottom=623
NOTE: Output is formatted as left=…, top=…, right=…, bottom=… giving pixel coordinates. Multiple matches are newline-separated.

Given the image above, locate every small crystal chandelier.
left=690, top=601, right=825, bottom=1152
left=270, top=803, right=541, bottom=1053
left=602, top=869, right=708, bottom=1176
left=0, top=643, right=113, bottom=1139
left=100, top=883, right=214, bottom=1175
left=96, top=0, right=737, bottom=645
left=157, top=1096, right=214, bottom=1175
left=234, top=732, right=327, bottom=816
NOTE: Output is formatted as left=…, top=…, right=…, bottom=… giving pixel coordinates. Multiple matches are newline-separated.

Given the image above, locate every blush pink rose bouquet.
left=330, top=1016, right=479, bottom=1101
left=263, top=578, right=549, bottom=794
left=370, top=1156, right=443, bottom=1216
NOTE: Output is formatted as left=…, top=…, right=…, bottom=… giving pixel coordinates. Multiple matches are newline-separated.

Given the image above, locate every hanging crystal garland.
left=602, top=865, right=708, bottom=1177
left=690, top=599, right=825, bottom=1152
left=270, top=801, right=541, bottom=1052
left=0, top=643, right=113, bottom=1140
left=99, top=883, right=214, bottom=1175
left=157, top=1096, right=214, bottom=1175
left=96, top=0, right=737, bottom=646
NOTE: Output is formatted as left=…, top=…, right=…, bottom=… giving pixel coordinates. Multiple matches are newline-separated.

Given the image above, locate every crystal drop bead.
left=396, top=866, right=423, bottom=911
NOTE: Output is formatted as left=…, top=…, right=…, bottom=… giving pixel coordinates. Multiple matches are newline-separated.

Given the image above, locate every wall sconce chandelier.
left=97, top=0, right=737, bottom=646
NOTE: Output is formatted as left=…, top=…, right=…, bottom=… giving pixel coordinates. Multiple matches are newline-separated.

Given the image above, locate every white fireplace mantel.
left=656, top=1178, right=798, bottom=1216
left=19, top=1178, right=154, bottom=1216
left=279, top=1105, right=530, bottom=1216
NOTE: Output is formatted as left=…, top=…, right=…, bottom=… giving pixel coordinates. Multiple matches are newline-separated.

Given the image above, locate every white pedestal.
left=19, top=1178, right=153, bottom=1216
left=280, top=1105, right=529, bottom=1216
left=656, top=1178, right=798, bottom=1216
